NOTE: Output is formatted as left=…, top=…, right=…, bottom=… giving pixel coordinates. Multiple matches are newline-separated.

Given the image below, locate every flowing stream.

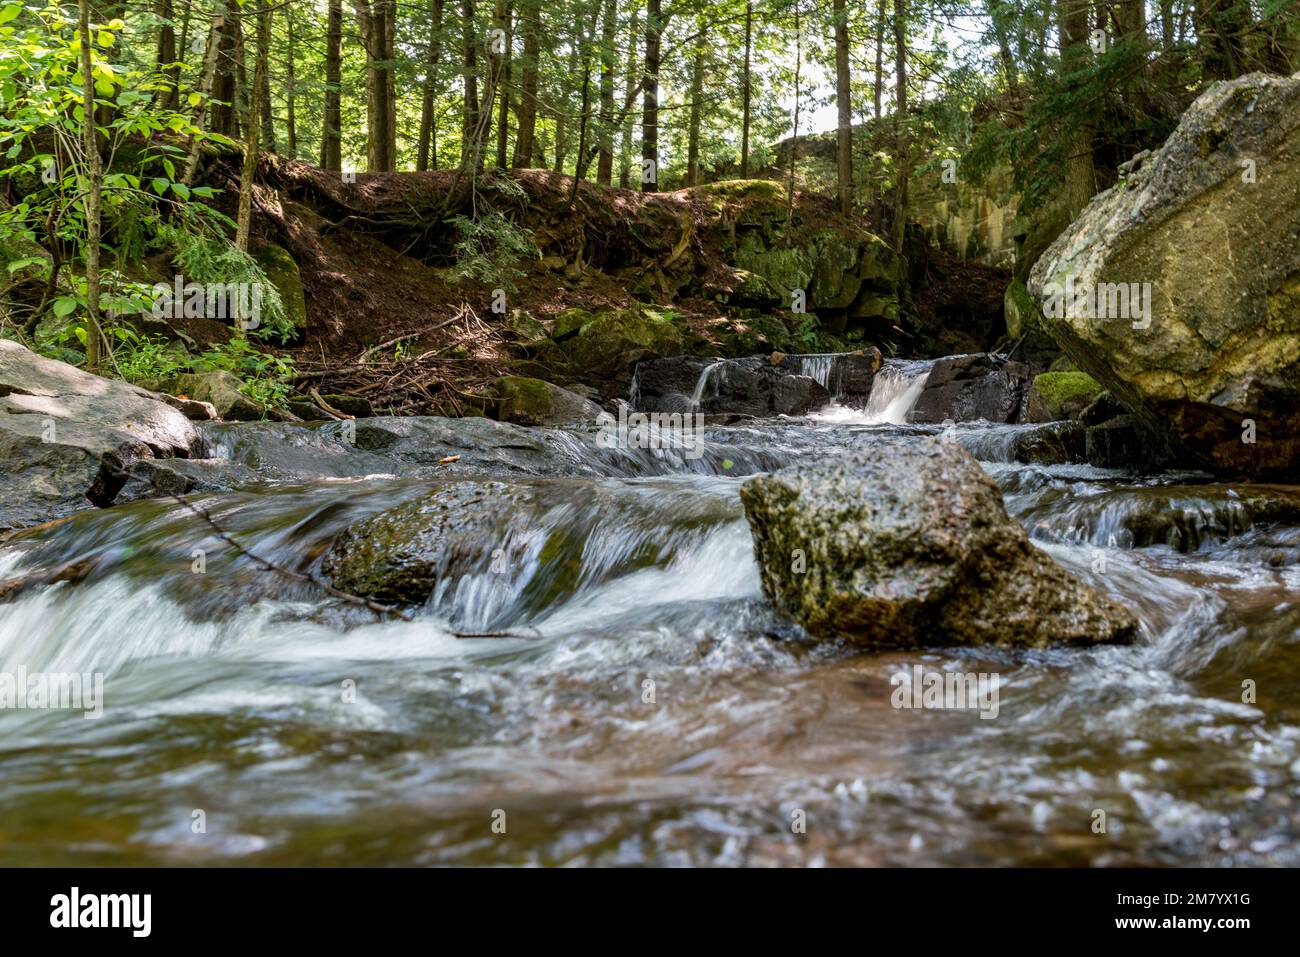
left=1, top=391, right=1298, bottom=865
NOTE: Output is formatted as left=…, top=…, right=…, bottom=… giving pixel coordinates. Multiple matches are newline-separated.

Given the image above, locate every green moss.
left=1004, top=280, right=1043, bottom=341
left=734, top=237, right=814, bottom=296
left=252, top=243, right=308, bottom=337
left=1032, top=371, right=1103, bottom=419
left=495, top=375, right=554, bottom=423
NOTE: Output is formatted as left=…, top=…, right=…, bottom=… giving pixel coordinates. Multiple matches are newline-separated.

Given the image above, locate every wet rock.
left=322, top=477, right=737, bottom=607
left=911, top=353, right=1032, bottom=423
left=1028, top=72, right=1300, bottom=478
left=323, top=480, right=524, bottom=603
left=1011, top=421, right=1087, bottom=465
left=632, top=356, right=830, bottom=416
left=350, top=415, right=592, bottom=476
left=738, top=436, right=1137, bottom=647
left=494, top=376, right=603, bottom=426
left=0, top=339, right=200, bottom=529
left=1085, top=415, right=1163, bottom=469
left=1079, top=391, right=1127, bottom=426
left=1003, top=279, right=1060, bottom=371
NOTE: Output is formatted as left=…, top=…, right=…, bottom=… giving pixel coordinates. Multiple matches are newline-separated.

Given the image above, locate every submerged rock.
left=738, top=437, right=1137, bottom=647
left=0, top=339, right=200, bottom=529
left=1028, top=72, right=1300, bottom=478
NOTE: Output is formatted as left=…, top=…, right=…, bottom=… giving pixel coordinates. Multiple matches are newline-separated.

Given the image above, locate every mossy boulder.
left=1028, top=72, right=1300, bottom=477
left=1025, top=371, right=1104, bottom=422
left=543, top=306, right=687, bottom=394
left=252, top=242, right=308, bottom=339
left=734, top=236, right=814, bottom=298
left=171, top=370, right=264, bottom=421
left=739, top=437, right=1137, bottom=648
left=494, top=376, right=602, bottom=426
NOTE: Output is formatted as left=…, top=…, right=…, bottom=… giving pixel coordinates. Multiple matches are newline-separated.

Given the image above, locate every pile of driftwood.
left=291, top=304, right=506, bottom=417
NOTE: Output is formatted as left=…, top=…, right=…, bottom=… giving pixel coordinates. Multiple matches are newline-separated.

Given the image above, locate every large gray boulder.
left=0, top=339, right=200, bottom=528
left=1028, top=72, right=1300, bottom=478
left=738, top=436, right=1137, bottom=647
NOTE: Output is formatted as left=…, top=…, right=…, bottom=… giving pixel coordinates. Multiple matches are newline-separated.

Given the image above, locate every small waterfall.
left=813, top=359, right=933, bottom=424
left=689, top=360, right=727, bottom=411
left=864, top=363, right=932, bottom=424
left=796, top=354, right=841, bottom=396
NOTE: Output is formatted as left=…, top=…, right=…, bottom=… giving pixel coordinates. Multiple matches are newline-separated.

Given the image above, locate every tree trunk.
left=740, top=1, right=752, bottom=176
left=492, top=0, right=511, bottom=169
left=512, top=0, right=539, bottom=167
left=417, top=0, right=445, bottom=171
left=351, top=0, right=394, bottom=171
left=77, top=0, right=102, bottom=371
left=154, top=0, right=178, bottom=109
left=596, top=0, right=617, bottom=184
left=462, top=0, right=482, bottom=168
left=686, top=16, right=706, bottom=187
left=785, top=7, right=802, bottom=236
left=285, top=9, right=297, bottom=158
left=618, top=6, right=639, bottom=186
left=1059, top=0, right=1096, bottom=219
left=641, top=0, right=662, bottom=192
left=833, top=0, right=852, bottom=216
left=236, top=1, right=270, bottom=252
left=321, top=0, right=343, bottom=170
left=873, top=0, right=884, bottom=119
left=182, top=10, right=227, bottom=186
left=891, top=0, right=908, bottom=254
left=257, top=0, right=275, bottom=153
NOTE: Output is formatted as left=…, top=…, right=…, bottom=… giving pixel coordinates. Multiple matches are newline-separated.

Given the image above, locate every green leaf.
left=0, top=5, right=20, bottom=26
left=53, top=296, right=78, bottom=318
left=187, top=91, right=202, bottom=107
left=152, top=176, right=169, bottom=195
left=170, top=182, right=190, bottom=200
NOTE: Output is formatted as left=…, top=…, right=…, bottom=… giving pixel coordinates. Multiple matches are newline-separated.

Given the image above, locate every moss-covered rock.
left=739, top=437, right=1137, bottom=647
left=494, top=375, right=602, bottom=426
left=172, top=370, right=264, bottom=421
left=541, top=305, right=687, bottom=396
left=252, top=242, right=308, bottom=339
left=1028, top=72, right=1300, bottom=477
left=1026, top=371, right=1103, bottom=421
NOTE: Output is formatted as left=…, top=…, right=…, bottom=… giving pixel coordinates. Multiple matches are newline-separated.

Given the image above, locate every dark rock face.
left=632, top=356, right=831, bottom=416
left=0, top=340, right=201, bottom=529
left=738, top=436, right=1137, bottom=648
left=911, top=354, right=1032, bottom=424
left=1028, top=72, right=1300, bottom=478
left=1011, top=421, right=1087, bottom=465
left=1085, top=416, right=1160, bottom=470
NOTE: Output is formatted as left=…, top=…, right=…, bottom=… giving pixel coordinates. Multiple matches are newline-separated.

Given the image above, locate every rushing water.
left=1, top=397, right=1298, bottom=865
